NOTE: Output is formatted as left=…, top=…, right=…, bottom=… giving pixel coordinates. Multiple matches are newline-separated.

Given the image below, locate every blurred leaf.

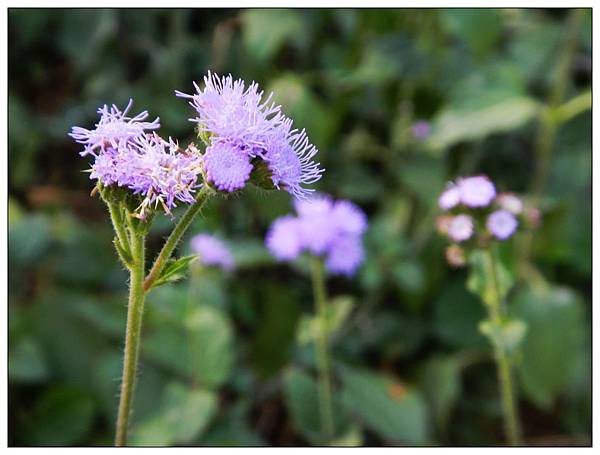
left=513, top=284, right=586, bottom=410
left=433, top=281, right=487, bottom=349
left=253, top=284, right=300, bottom=377
left=242, top=9, right=306, bottom=63
left=297, top=296, right=354, bottom=345
left=268, top=74, right=334, bottom=147
left=428, top=97, right=539, bottom=150
left=144, top=303, right=235, bottom=388
left=131, top=382, right=217, bottom=446
left=9, top=214, right=52, bottom=267
left=418, top=354, right=462, bottom=436
left=9, top=337, right=49, bottom=383
left=442, top=9, right=502, bottom=58
left=185, top=304, right=235, bottom=387
left=283, top=367, right=349, bottom=445
left=339, top=366, right=428, bottom=445
left=24, top=386, right=95, bottom=446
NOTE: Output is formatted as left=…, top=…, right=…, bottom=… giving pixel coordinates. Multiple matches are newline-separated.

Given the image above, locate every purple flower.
left=69, top=99, right=160, bottom=157
left=496, top=193, right=523, bottom=215
left=412, top=120, right=431, bottom=140
left=176, top=72, right=323, bottom=198
left=190, top=233, right=234, bottom=271
left=325, top=234, right=364, bottom=276
left=70, top=100, right=204, bottom=218
left=265, top=215, right=303, bottom=260
left=175, top=72, right=285, bottom=149
left=266, top=195, right=367, bottom=276
left=203, top=141, right=253, bottom=192
left=438, top=184, right=461, bottom=211
left=458, top=176, right=496, bottom=208
left=262, top=125, right=323, bottom=199
left=487, top=210, right=518, bottom=240
left=447, top=214, right=474, bottom=242
left=331, top=199, right=368, bottom=235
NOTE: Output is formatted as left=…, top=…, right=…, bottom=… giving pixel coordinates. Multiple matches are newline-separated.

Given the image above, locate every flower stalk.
left=115, top=228, right=146, bottom=447
left=310, top=257, right=335, bottom=443
left=144, top=186, right=212, bottom=291
left=484, top=248, right=521, bottom=446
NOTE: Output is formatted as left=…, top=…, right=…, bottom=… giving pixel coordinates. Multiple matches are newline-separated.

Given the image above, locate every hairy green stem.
left=484, top=249, right=521, bottom=446
left=310, top=257, right=334, bottom=443
left=115, top=230, right=146, bottom=446
left=107, top=200, right=131, bottom=255
left=144, top=186, right=212, bottom=291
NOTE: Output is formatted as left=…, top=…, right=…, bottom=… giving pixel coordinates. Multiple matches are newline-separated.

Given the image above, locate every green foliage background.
left=8, top=8, right=591, bottom=446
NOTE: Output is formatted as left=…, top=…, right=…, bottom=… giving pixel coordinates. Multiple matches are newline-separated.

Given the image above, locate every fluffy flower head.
left=176, top=72, right=323, bottom=198
left=266, top=195, right=367, bottom=276
left=69, top=99, right=160, bottom=156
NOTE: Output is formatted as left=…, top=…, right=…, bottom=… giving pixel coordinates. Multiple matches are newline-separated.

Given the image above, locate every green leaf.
left=467, top=249, right=514, bottom=307
left=297, top=296, right=354, bottom=345
left=479, top=318, right=527, bottom=354
left=241, top=9, right=305, bottom=63
left=433, top=282, right=487, bottom=349
left=144, top=304, right=235, bottom=388
left=418, top=354, right=462, bottom=436
left=9, top=337, right=49, bottom=383
left=427, top=97, right=539, bottom=151
left=24, top=386, right=95, bottom=446
left=442, top=9, right=502, bottom=58
left=339, top=367, right=428, bottom=445
left=151, top=254, right=197, bottom=289
left=131, top=382, right=217, bottom=446
left=283, top=367, right=350, bottom=445
left=513, top=285, right=586, bottom=410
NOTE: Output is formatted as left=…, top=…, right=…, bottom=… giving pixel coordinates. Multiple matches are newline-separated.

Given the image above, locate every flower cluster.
left=436, top=175, right=535, bottom=266
left=266, top=195, right=367, bottom=276
left=190, top=233, right=234, bottom=271
left=70, top=100, right=203, bottom=217
left=176, top=72, right=323, bottom=199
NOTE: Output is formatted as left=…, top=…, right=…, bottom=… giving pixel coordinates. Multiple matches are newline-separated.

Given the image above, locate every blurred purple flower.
left=325, top=234, right=364, bottom=276
left=176, top=71, right=323, bottom=198
left=447, top=214, right=474, bottom=242
left=496, top=193, right=523, bottom=214
left=412, top=120, right=431, bottom=140
left=438, top=183, right=461, bottom=210
left=190, top=233, right=234, bottom=271
left=265, top=215, right=303, bottom=260
left=266, top=195, right=367, bottom=276
left=487, top=210, right=518, bottom=240
left=458, top=175, right=496, bottom=208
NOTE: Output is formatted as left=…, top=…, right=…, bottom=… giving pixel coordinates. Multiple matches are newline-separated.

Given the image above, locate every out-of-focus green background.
left=8, top=8, right=591, bottom=446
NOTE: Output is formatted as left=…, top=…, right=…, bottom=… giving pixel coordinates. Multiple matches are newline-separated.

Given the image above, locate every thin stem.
left=108, top=200, right=131, bottom=255
left=144, top=186, right=212, bottom=291
left=484, top=249, right=521, bottom=446
left=115, top=230, right=146, bottom=446
left=519, top=9, right=584, bottom=270
left=310, top=257, right=334, bottom=443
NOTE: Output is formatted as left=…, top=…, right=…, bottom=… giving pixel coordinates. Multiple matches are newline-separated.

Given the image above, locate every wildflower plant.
left=266, top=195, right=367, bottom=442
left=436, top=175, right=539, bottom=446
left=69, top=72, right=322, bottom=446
